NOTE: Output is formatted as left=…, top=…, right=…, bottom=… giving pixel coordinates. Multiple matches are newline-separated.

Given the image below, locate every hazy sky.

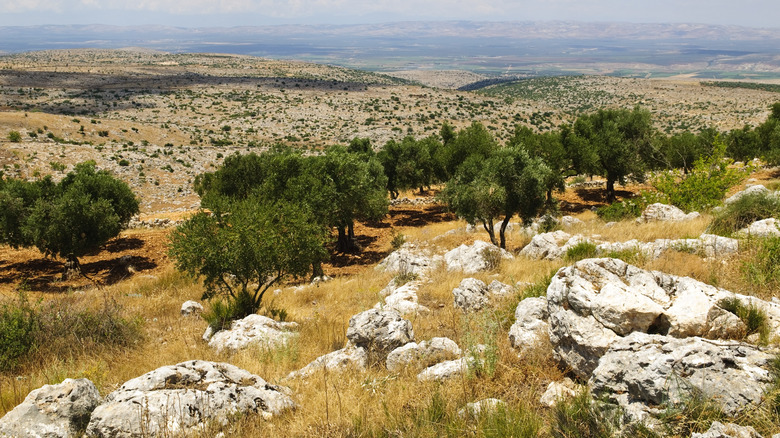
left=0, top=0, right=777, bottom=28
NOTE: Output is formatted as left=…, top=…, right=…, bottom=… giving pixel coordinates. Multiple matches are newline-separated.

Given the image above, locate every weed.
left=741, top=236, right=780, bottom=290
left=718, top=297, right=769, bottom=342
left=0, top=293, right=37, bottom=371
left=552, top=390, right=622, bottom=438
left=709, top=191, right=780, bottom=236
left=565, top=241, right=598, bottom=262
left=390, top=231, right=406, bottom=250
left=480, top=246, right=503, bottom=271
left=656, top=389, right=725, bottom=436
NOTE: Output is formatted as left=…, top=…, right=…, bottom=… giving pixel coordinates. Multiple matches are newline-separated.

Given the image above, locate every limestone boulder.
left=457, top=398, right=506, bottom=419
left=376, top=243, right=442, bottom=276
left=287, top=344, right=367, bottom=379
left=519, top=231, right=573, bottom=260
left=444, top=240, right=512, bottom=274
left=487, top=280, right=514, bottom=297
left=417, top=357, right=475, bottom=382
left=346, top=308, right=414, bottom=357
left=637, top=203, right=700, bottom=223
left=692, top=421, right=762, bottom=438
left=590, top=332, right=773, bottom=417
left=547, top=258, right=755, bottom=378
left=85, top=360, right=294, bottom=437
left=205, top=314, right=298, bottom=352
left=453, top=278, right=489, bottom=312
left=180, top=300, right=203, bottom=316
left=736, top=218, right=780, bottom=238
left=386, top=337, right=461, bottom=373
left=724, top=185, right=770, bottom=205
left=508, top=297, right=550, bottom=354
left=0, top=378, right=100, bottom=438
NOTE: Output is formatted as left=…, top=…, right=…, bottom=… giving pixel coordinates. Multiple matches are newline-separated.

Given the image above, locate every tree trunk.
left=481, top=220, right=497, bottom=246
left=310, top=261, right=324, bottom=281
left=62, top=255, right=81, bottom=281
left=499, top=215, right=511, bottom=249
left=336, top=223, right=360, bottom=253
left=606, top=177, right=616, bottom=202
left=336, top=226, right=348, bottom=252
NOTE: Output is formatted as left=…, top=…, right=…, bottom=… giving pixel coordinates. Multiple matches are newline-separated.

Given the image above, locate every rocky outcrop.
left=346, top=308, right=414, bottom=358
left=590, top=332, right=773, bottom=417
left=518, top=231, right=580, bottom=260
left=204, top=314, right=298, bottom=352
left=547, top=258, right=771, bottom=378
left=386, top=337, right=461, bottom=373
left=85, top=360, right=294, bottom=437
left=287, top=344, right=367, bottom=379
left=417, top=357, right=475, bottom=382
left=0, top=378, right=101, bottom=438
left=487, top=280, right=514, bottom=297
left=637, top=203, right=700, bottom=223
left=376, top=243, right=442, bottom=276
left=508, top=296, right=550, bottom=354
left=444, top=240, right=512, bottom=274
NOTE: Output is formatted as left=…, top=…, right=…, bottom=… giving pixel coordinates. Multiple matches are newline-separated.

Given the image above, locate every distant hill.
left=2, top=21, right=780, bottom=78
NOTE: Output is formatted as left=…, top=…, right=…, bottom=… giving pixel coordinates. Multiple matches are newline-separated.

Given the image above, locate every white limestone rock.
left=346, top=308, right=414, bottom=357
left=85, top=361, right=294, bottom=437
left=0, top=378, right=100, bottom=438
left=287, top=343, right=367, bottom=379
left=180, top=300, right=203, bottom=316
left=724, top=185, right=770, bottom=205
left=453, top=278, right=489, bottom=312
left=458, top=398, right=506, bottom=419
left=539, top=378, right=578, bottom=408
left=444, top=240, right=512, bottom=274
left=508, top=296, right=550, bottom=354
left=637, top=203, right=700, bottom=223
left=386, top=337, right=461, bottom=373
left=376, top=243, right=442, bottom=276
left=736, top=218, right=780, bottom=238
left=206, top=314, right=298, bottom=352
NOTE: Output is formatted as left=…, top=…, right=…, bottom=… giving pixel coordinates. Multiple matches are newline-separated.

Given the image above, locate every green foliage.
left=565, top=241, right=598, bottom=262
left=709, top=191, right=780, bottom=236
left=0, top=294, right=37, bottom=371
left=552, top=391, right=622, bottom=438
left=7, top=130, right=22, bottom=142
left=0, top=162, right=138, bottom=267
left=562, top=107, right=656, bottom=200
left=655, top=130, right=713, bottom=172
left=442, top=145, right=551, bottom=248
left=390, top=230, right=406, bottom=251
left=475, top=404, right=543, bottom=438
left=170, top=199, right=329, bottom=325
left=441, top=121, right=498, bottom=178
left=718, top=297, right=769, bottom=342
left=741, top=236, right=780, bottom=290
left=653, top=138, right=746, bottom=212
left=656, top=390, right=725, bottom=437
left=378, top=135, right=442, bottom=197
left=521, top=270, right=557, bottom=299
left=596, top=190, right=668, bottom=221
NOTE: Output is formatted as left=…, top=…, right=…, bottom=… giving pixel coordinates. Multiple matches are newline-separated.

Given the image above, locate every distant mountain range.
left=2, top=21, right=780, bottom=78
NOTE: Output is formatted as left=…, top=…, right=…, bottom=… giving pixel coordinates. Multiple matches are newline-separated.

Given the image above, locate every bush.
left=8, top=131, right=22, bottom=142
left=653, top=138, right=746, bottom=212
left=596, top=190, right=667, bottom=221
left=718, top=297, right=769, bottom=342
left=481, top=245, right=503, bottom=271
left=552, top=391, right=622, bottom=438
left=565, top=241, right=598, bottom=262
left=390, top=230, right=406, bottom=250
left=0, top=294, right=37, bottom=371
left=709, top=192, right=780, bottom=236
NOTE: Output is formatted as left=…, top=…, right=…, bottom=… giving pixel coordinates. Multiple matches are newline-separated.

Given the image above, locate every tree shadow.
left=103, top=237, right=145, bottom=253
left=390, top=205, right=455, bottom=227
left=560, top=187, right=635, bottom=213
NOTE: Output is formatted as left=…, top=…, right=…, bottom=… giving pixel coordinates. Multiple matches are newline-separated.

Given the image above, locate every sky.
left=0, top=0, right=777, bottom=28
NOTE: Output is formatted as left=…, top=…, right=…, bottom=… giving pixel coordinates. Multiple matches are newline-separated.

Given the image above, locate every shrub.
left=653, top=138, right=746, bottom=212
left=656, top=389, right=725, bottom=437
left=718, top=297, right=769, bottom=342
left=596, top=190, right=667, bottom=221
left=390, top=230, right=406, bottom=250
left=565, top=241, right=598, bottom=262
left=0, top=294, right=37, bottom=371
left=481, top=245, right=503, bottom=271
left=709, top=191, right=780, bottom=236
left=552, top=391, right=622, bottom=438
left=7, top=131, right=22, bottom=142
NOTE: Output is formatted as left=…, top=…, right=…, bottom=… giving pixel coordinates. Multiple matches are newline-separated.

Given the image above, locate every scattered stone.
left=590, top=332, right=773, bottom=417
left=453, top=278, right=489, bottom=312
left=0, top=378, right=100, bottom=438
left=376, top=281, right=430, bottom=316
left=180, top=300, right=203, bottom=316
left=287, top=343, right=367, bottom=379
left=637, top=203, right=700, bottom=223
left=85, top=361, right=294, bottom=437
left=736, top=218, right=780, bottom=238
left=539, top=378, right=578, bottom=407
left=692, top=421, right=763, bottom=438
left=444, top=240, right=512, bottom=274
left=508, top=297, right=550, bottom=354
left=519, top=230, right=573, bottom=260
left=560, top=216, right=584, bottom=228
left=346, top=308, right=414, bottom=357
left=205, top=314, right=299, bottom=352
left=386, top=337, right=461, bottom=373
left=458, top=398, right=506, bottom=419
left=311, top=275, right=332, bottom=285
